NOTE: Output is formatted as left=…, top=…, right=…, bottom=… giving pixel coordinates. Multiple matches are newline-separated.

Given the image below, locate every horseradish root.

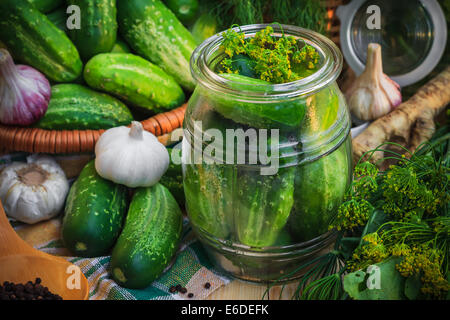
left=352, top=66, right=450, bottom=164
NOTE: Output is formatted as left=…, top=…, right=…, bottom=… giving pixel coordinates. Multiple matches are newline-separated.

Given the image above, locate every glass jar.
left=182, top=24, right=352, bottom=283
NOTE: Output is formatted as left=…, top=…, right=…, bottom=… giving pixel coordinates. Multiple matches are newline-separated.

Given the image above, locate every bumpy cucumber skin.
left=204, top=74, right=307, bottom=129
left=35, top=84, right=133, bottom=130
left=62, top=161, right=128, bottom=258
left=117, top=0, right=197, bottom=91
left=67, top=0, right=117, bottom=61
left=159, top=148, right=185, bottom=207
left=289, top=137, right=352, bottom=242
left=28, top=0, right=63, bottom=13
left=191, top=12, right=218, bottom=45
left=184, top=163, right=236, bottom=240
left=0, top=0, right=82, bottom=82
left=235, top=167, right=295, bottom=247
left=110, top=184, right=183, bottom=289
left=84, top=53, right=185, bottom=112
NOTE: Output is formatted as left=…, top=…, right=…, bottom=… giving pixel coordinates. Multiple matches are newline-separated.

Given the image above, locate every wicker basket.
left=0, top=0, right=346, bottom=156
left=0, top=104, right=186, bottom=154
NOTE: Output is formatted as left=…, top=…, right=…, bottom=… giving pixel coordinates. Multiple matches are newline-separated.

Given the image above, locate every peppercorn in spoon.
left=0, top=201, right=89, bottom=300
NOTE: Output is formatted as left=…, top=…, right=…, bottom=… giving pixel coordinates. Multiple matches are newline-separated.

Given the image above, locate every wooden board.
left=206, top=280, right=300, bottom=300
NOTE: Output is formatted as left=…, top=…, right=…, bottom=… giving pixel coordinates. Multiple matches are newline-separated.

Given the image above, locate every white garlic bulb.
left=346, top=43, right=402, bottom=122
left=0, top=155, right=69, bottom=224
left=95, top=121, right=170, bottom=188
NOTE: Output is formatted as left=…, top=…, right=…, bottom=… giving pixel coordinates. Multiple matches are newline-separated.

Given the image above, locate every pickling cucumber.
left=117, top=0, right=197, bottom=90
left=34, top=84, right=133, bottom=130
left=289, top=137, right=352, bottom=242
left=28, top=0, right=63, bottom=13
left=110, top=184, right=183, bottom=289
left=110, top=38, right=131, bottom=54
left=191, top=12, right=218, bottom=44
left=159, top=147, right=185, bottom=207
left=84, top=53, right=185, bottom=113
left=46, top=7, right=67, bottom=31
left=164, top=0, right=199, bottom=25
left=61, top=161, right=128, bottom=258
left=200, top=73, right=307, bottom=128
left=184, top=163, right=236, bottom=240
left=0, top=0, right=82, bottom=82
left=67, top=0, right=117, bottom=61
left=235, top=166, right=295, bottom=247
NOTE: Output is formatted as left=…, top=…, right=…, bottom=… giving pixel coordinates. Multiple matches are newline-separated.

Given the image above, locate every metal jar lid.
left=336, top=0, right=447, bottom=87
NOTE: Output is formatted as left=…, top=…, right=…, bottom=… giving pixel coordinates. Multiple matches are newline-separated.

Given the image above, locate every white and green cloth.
left=19, top=218, right=230, bottom=300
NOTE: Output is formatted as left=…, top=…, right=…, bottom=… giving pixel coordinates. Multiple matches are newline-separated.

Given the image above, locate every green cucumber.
left=289, top=137, right=352, bottom=242
left=199, top=73, right=307, bottom=128
left=230, top=54, right=257, bottom=78
left=159, top=147, right=185, bottom=207
left=191, top=12, right=218, bottom=44
left=67, top=0, right=117, bottom=61
left=235, top=166, right=295, bottom=247
left=110, top=38, right=131, bottom=54
left=184, top=162, right=236, bottom=240
left=110, top=184, right=183, bottom=289
left=0, top=0, right=82, bottom=82
left=84, top=53, right=185, bottom=113
left=164, top=0, right=199, bottom=25
left=117, top=0, right=197, bottom=90
left=28, top=0, right=63, bottom=13
left=46, top=7, right=67, bottom=31
left=61, top=161, right=128, bottom=257
left=35, top=84, right=133, bottom=130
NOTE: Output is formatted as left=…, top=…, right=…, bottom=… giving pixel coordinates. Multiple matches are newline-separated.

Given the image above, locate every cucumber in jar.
left=235, top=166, right=295, bottom=247
left=289, top=138, right=351, bottom=242
left=208, top=74, right=307, bottom=129
left=288, top=87, right=352, bottom=242
left=183, top=163, right=236, bottom=240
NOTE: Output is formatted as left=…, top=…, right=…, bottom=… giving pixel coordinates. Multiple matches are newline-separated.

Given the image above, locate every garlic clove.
left=345, top=43, right=402, bottom=122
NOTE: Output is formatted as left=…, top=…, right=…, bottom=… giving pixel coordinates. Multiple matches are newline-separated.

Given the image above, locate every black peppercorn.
left=187, top=293, right=194, bottom=298
left=169, top=286, right=177, bottom=293
left=0, top=279, right=63, bottom=300
left=204, top=282, right=211, bottom=289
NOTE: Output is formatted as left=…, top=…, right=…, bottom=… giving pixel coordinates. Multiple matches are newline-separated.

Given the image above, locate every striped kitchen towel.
left=16, top=217, right=231, bottom=300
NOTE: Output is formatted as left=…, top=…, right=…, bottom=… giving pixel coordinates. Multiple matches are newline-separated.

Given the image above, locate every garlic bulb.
left=95, top=121, right=170, bottom=188
left=0, top=49, right=51, bottom=126
left=345, top=43, right=402, bottom=122
left=0, top=155, right=69, bottom=224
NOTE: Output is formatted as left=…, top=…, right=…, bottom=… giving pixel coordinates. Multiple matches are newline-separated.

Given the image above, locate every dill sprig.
left=281, top=134, right=449, bottom=300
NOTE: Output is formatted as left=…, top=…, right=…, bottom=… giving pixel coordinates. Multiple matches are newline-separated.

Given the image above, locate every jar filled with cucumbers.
left=183, top=24, right=352, bottom=283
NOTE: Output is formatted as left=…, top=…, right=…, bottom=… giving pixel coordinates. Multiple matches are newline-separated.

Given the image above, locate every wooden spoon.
left=0, top=201, right=89, bottom=300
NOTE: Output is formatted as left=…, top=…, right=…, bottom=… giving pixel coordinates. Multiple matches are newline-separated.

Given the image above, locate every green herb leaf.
left=343, top=257, right=406, bottom=300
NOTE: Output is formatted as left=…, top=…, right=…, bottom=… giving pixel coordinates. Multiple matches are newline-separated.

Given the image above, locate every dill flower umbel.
left=346, top=233, right=389, bottom=272
left=219, top=26, right=320, bottom=83
left=395, top=244, right=449, bottom=299
left=330, top=198, right=372, bottom=231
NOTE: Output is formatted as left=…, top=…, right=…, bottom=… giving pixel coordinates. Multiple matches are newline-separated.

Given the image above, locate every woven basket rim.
left=0, top=104, right=187, bottom=154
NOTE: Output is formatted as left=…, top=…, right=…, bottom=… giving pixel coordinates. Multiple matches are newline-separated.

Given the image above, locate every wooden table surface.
left=206, top=279, right=300, bottom=300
